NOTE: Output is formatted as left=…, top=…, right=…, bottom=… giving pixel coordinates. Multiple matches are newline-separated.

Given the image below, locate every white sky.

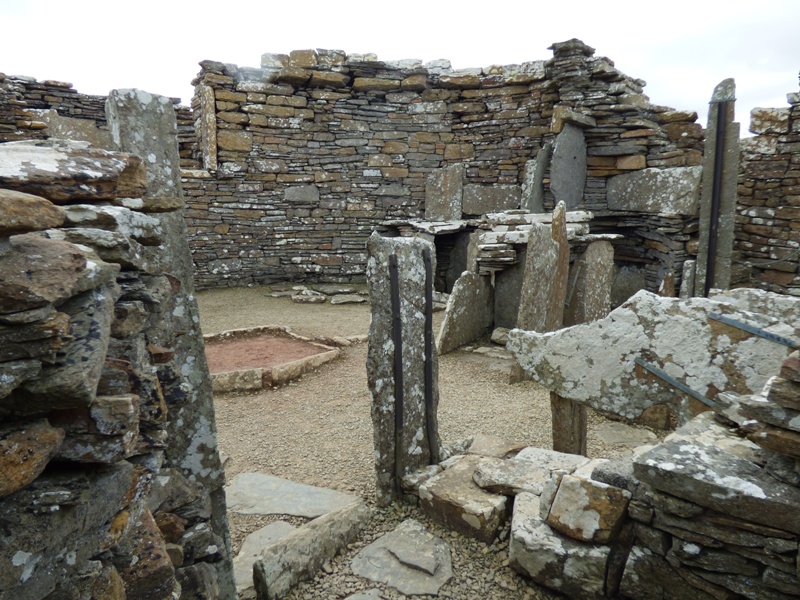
left=2, top=0, right=799, bottom=131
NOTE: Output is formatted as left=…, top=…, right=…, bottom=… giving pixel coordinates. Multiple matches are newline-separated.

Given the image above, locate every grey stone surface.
left=517, top=202, right=569, bottom=333
left=695, top=79, right=740, bottom=295
left=226, top=472, right=359, bottom=517
left=709, top=287, right=800, bottom=323
left=63, top=204, right=164, bottom=246
left=15, top=286, right=115, bottom=411
left=620, top=544, right=717, bottom=600
left=546, top=474, right=631, bottom=544
left=419, top=455, right=507, bottom=543
left=106, top=88, right=234, bottom=595
left=550, top=124, right=586, bottom=210
left=611, top=265, right=647, bottom=309
left=509, top=492, right=610, bottom=600
left=564, top=240, right=614, bottom=326
left=425, top=164, right=464, bottom=221
left=365, top=233, right=442, bottom=505
left=350, top=519, right=452, bottom=596
left=679, top=259, right=696, bottom=299
left=437, top=271, right=493, bottom=354
left=508, top=290, right=794, bottom=424
left=494, top=247, right=526, bottom=329
left=234, top=521, right=296, bottom=594
left=521, top=142, right=551, bottom=213
left=254, top=501, right=372, bottom=600
left=607, top=166, right=703, bottom=215
left=472, top=447, right=589, bottom=496
left=0, top=139, right=147, bottom=202
left=634, top=413, right=800, bottom=534
left=462, top=184, right=521, bottom=215
left=344, top=590, right=382, bottom=600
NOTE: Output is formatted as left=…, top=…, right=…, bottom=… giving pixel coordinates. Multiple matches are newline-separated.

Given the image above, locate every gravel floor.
left=197, top=285, right=659, bottom=600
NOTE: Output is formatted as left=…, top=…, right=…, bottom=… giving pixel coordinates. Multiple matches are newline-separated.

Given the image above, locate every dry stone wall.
left=737, top=79, right=800, bottom=295
left=0, top=94, right=233, bottom=597
left=182, top=40, right=706, bottom=290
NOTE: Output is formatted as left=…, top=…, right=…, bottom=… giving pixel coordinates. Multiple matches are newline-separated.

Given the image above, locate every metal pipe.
left=704, top=100, right=728, bottom=296
left=389, top=253, right=404, bottom=497
left=422, top=247, right=439, bottom=464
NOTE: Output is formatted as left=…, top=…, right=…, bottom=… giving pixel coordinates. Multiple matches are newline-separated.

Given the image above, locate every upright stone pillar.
left=516, top=202, right=570, bottom=332
left=366, top=233, right=442, bottom=505
left=694, top=79, right=740, bottom=296
left=521, top=142, right=551, bottom=213
left=106, top=89, right=236, bottom=597
left=550, top=124, right=587, bottom=210
left=425, top=164, right=464, bottom=221
left=563, top=240, right=615, bottom=326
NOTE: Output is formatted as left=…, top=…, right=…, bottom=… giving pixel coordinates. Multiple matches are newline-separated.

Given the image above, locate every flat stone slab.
left=419, top=455, right=507, bottom=543
left=473, top=447, right=590, bottom=496
left=225, top=472, right=359, bottom=518
left=508, top=290, right=795, bottom=425
left=351, top=519, right=453, bottom=596
left=607, top=166, right=702, bottom=215
left=633, top=414, right=800, bottom=534
left=233, top=521, right=296, bottom=593
left=345, top=590, right=382, bottom=600
left=466, top=433, right=526, bottom=458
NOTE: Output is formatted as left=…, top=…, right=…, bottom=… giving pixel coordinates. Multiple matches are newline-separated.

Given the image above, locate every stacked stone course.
left=182, top=40, right=706, bottom=290
left=737, top=80, right=800, bottom=295
left=0, top=89, right=233, bottom=598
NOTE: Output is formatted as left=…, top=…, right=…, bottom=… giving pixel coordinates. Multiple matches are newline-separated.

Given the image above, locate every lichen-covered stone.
left=366, top=233, right=442, bottom=505
left=436, top=271, right=493, bottom=354
left=419, top=455, right=507, bottom=543
left=508, top=290, right=795, bottom=424
left=546, top=475, right=631, bottom=544
left=0, top=233, right=86, bottom=313
left=509, top=492, right=609, bottom=600
left=607, top=166, right=702, bottom=215
left=0, top=139, right=147, bottom=202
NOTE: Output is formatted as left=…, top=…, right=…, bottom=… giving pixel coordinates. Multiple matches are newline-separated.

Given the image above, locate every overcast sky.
left=2, top=0, right=799, bottom=131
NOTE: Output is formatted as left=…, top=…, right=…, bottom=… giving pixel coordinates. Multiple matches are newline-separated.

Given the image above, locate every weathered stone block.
left=352, top=78, right=400, bottom=92
left=0, top=189, right=65, bottom=236
left=253, top=501, right=372, bottom=600
left=462, top=184, right=520, bottom=215
left=425, top=164, right=463, bottom=221
left=607, top=166, right=702, bottom=215
left=634, top=414, right=800, bottom=534
left=217, top=130, right=253, bottom=153
left=546, top=475, right=631, bottom=544
left=0, top=140, right=147, bottom=202
left=419, top=455, right=507, bottom=543
left=750, top=107, right=790, bottom=135
left=0, top=233, right=86, bottom=314
left=436, top=271, right=493, bottom=354
left=509, top=492, right=609, bottom=599
left=550, top=123, right=587, bottom=209
left=350, top=519, right=452, bottom=596
left=0, top=419, right=64, bottom=498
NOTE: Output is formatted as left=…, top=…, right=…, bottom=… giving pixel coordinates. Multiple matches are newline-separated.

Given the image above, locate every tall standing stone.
left=564, top=241, right=615, bottom=327
left=425, top=164, right=463, bottom=221
left=516, top=202, right=569, bottom=333
left=105, top=88, right=235, bottom=596
left=521, top=143, right=551, bottom=213
left=694, top=79, right=740, bottom=296
left=366, top=233, right=442, bottom=505
left=437, top=271, right=494, bottom=354
left=550, top=124, right=586, bottom=210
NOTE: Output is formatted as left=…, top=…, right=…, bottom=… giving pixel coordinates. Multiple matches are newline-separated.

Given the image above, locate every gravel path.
left=197, top=285, right=658, bottom=599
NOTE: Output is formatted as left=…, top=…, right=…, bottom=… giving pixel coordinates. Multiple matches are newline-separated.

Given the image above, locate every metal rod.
left=635, top=357, right=715, bottom=408
left=565, top=262, right=582, bottom=308
left=708, top=312, right=800, bottom=349
left=704, top=100, right=728, bottom=296
left=389, top=253, right=405, bottom=497
left=422, top=247, right=439, bottom=464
